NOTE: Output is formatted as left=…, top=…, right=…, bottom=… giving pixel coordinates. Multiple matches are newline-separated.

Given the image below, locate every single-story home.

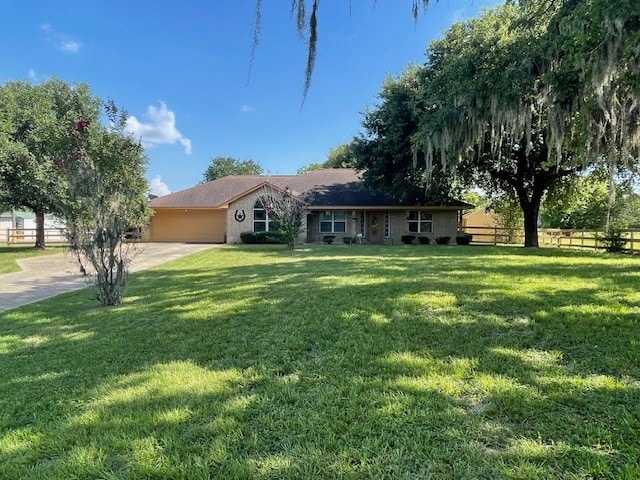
left=147, top=168, right=473, bottom=244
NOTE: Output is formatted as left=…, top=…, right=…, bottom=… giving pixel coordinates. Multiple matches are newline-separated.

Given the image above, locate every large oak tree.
left=413, top=2, right=638, bottom=246
left=349, top=2, right=638, bottom=247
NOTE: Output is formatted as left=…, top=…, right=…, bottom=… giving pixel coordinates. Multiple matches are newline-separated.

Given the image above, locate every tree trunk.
left=521, top=201, right=540, bottom=248
left=34, top=211, right=45, bottom=249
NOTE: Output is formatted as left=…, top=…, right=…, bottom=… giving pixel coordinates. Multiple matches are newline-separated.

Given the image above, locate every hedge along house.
left=147, top=169, right=472, bottom=244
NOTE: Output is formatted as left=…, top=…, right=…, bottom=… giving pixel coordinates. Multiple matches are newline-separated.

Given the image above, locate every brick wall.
left=307, top=209, right=460, bottom=244
left=227, top=189, right=307, bottom=244
left=385, top=210, right=459, bottom=244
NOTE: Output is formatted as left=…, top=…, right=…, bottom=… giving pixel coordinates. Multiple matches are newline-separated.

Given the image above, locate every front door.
left=367, top=212, right=383, bottom=243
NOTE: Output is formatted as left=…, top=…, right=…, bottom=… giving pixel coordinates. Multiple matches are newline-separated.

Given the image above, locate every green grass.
left=0, top=245, right=639, bottom=479
left=0, top=245, right=64, bottom=274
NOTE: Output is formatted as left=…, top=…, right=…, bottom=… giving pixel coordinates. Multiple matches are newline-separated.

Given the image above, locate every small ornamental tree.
left=63, top=102, right=151, bottom=306
left=258, top=185, right=306, bottom=250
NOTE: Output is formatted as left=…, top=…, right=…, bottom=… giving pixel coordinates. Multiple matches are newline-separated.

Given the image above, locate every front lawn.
left=0, top=245, right=638, bottom=479
left=0, top=245, right=64, bottom=274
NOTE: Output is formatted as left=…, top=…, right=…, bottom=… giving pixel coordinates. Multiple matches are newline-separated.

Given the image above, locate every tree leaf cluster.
left=0, top=79, right=102, bottom=247
left=296, top=142, right=359, bottom=174
left=541, top=171, right=640, bottom=229
left=258, top=186, right=306, bottom=250
left=201, top=156, right=263, bottom=183
left=0, top=79, right=151, bottom=305
left=347, top=2, right=638, bottom=247
left=64, top=103, right=151, bottom=306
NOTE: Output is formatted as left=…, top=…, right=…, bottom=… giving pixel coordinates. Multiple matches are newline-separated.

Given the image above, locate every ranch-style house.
left=146, top=168, right=472, bottom=244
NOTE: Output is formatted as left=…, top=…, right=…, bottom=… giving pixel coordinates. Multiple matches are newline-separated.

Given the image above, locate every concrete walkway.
left=0, top=243, right=215, bottom=312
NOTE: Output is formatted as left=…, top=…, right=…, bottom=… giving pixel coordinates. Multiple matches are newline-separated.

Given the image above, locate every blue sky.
left=1, top=1, right=498, bottom=195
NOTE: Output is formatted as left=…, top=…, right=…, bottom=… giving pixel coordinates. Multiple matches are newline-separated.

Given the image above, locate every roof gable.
left=149, top=175, right=295, bottom=208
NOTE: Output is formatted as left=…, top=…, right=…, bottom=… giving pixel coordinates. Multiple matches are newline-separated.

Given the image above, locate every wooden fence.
left=5, top=228, right=67, bottom=245
left=462, top=225, right=640, bottom=253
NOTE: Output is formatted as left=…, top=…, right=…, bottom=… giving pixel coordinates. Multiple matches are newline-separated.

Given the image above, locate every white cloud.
left=28, top=68, right=37, bottom=81
left=60, top=40, right=82, bottom=53
left=240, top=105, right=256, bottom=113
left=149, top=175, right=171, bottom=197
left=126, top=102, right=192, bottom=154
left=41, top=23, right=83, bottom=54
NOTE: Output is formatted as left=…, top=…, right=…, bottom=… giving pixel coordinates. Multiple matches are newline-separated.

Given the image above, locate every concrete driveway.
left=0, top=243, right=216, bottom=312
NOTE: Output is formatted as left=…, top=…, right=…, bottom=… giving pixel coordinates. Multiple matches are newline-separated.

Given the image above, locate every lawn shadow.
left=0, top=245, right=638, bottom=478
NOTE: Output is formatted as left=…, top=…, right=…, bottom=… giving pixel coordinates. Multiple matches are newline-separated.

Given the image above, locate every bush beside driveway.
left=0, top=243, right=215, bottom=311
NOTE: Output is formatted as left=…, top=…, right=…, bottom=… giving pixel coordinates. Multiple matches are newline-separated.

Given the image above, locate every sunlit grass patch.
left=0, top=245, right=638, bottom=478
left=0, top=245, right=63, bottom=274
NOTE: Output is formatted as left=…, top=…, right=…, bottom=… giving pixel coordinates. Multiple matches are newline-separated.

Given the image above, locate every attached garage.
left=150, top=208, right=226, bottom=243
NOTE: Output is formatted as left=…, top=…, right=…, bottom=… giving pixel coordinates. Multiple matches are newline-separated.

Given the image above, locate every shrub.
left=455, top=235, right=472, bottom=245
left=240, top=231, right=286, bottom=245
left=343, top=237, right=354, bottom=244
left=401, top=235, right=415, bottom=245
left=240, top=232, right=258, bottom=244
left=435, top=236, right=451, bottom=245
left=418, top=237, right=430, bottom=245
left=600, top=223, right=627, bottom=253
left=265, top=231, right=288, bottom=244
left=323, top=235, right=336, bottom=244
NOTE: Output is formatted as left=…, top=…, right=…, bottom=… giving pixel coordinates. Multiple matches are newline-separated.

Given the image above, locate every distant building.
left=1, top=210, right=66, bottom=243
left=462, top=208, right=501, bottom=243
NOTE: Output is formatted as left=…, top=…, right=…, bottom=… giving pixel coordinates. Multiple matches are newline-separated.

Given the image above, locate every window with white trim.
left=407, top=211, right=433, bottom=233
left=319, top=211, right=347, bottom=233
left=253, top=200, right=271, bottom=232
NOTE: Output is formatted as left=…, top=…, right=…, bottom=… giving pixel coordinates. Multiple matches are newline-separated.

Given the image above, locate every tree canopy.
left=541, top=171, right=640, bottom=229
left=415, top=1, right=638, bottom=170
left=297, top=142, right=358, bottom=174
left=0, top=79, right=101, bottom=247
left=325, top=143, right=359, bottom=169
left=345, top=1, right=638, bottom=246
left=0, top=79, right=150, bottom=303
left=63, top=101, right=151, bottom=306
left=255, top=0, right=639, bottom=141
left=201, top=156, right=263, bottom=182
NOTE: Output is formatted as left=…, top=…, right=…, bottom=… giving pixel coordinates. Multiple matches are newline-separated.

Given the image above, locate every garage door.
left=151, top=209, right=226, bottom=243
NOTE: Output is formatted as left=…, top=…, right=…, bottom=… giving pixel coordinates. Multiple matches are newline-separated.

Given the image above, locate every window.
left=359, top=211, right=366, bottom=236
left=253, top=200, right=270, bottom=232
left=319, top=211, right=347, bottom=233
left=384, top=212, right=390, bottom=238
left=407, top=211, right=433, bottom=233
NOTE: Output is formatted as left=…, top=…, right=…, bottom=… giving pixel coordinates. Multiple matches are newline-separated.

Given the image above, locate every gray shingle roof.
left=149, top=169, right=472, bottom=209
left=149, top=176, right=292, bottom=208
